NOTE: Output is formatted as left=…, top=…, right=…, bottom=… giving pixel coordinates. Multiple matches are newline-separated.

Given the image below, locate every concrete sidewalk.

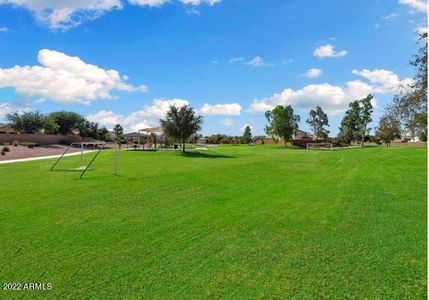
left=0, top=150, right=98, bottom=165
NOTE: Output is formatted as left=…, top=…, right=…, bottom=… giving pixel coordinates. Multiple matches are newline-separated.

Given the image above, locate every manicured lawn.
left=0, top=145, right=426, bottom=298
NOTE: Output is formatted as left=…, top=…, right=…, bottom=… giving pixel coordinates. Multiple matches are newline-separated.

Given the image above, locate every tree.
left=160, top=105, right=203, bottom=152
left=43, top=116, right=59, bottom=134
left=265, top=105, right=300, bottom=147
left=6, top=111, right=46, bottom=134
left=242, top=126, right=252, bottom=144
left=375, top=113, right=401, bottom=147
left=113, top=124, right=123, bottom=138
left=358, top=95, right=374, bottom=147
left=97, top=127, right=109, bottom=141
left=48, top=111, right=85, bottom=135
left=78, top=121, right=99, bottom=139
left=306, top=106, right=329, bottom=139
left=337, top=95, right=373, bottom=147
left=390, top=32, right=427, bottom=140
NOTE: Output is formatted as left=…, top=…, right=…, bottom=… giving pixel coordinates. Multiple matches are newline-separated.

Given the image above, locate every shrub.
left=58, top=139, right=70, bottom=145
left=2, top=146, right=9, bottom=152
left=1, top=150, right=5, bottom=156
left=13, top=141, right=18, bottom=147
left=34, top=142, right=40, bottom=147
left=27, top=143, right=34, bottom=149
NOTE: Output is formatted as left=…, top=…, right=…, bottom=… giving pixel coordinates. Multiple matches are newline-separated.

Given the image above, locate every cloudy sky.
left=0, top=0, right=426, bottom=135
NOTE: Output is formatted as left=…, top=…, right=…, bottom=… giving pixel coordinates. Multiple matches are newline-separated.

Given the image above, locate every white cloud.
left=247, top=56, right=265, bottom=67
left=0, top=49, right=147, bottom=105
left=0, top=0, right=123, bottom=30
left=313, top=44, right=348, bottom=58
left=382, top=12, right=400, bottom=20
left=416, top=26, right=428, bottom=34
left=198, top=103, right=241, bottom=116
left=249, top=68, right=410, bottom=115
left=250, top=83, right=356, bottom=115
left=87, top=110, right=124, bottom=128
left=0, top=102, right=32, bottom=119
left=87, top=98, right=190, bottom=131
left=352, top=68, right=412, bottom=93
left=306, top=68, right=322, bottom=78
left=220, top=118, right=233, bottom=126
left=0, top=0, right=222, bottom=29
left=399, top=0, right=427, bottom=13
left=128, top=0, right=168, bottom=7
left=0, top=26, right=9, bottom=32
left=181, top=0, right=222, bottom=5
left=229, top=57, right=245, bottom=63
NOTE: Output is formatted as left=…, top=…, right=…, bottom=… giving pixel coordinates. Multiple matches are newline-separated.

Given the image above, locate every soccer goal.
left=306, top=143, right=333, bottom=150
left=50, top=142, right=118, bottom=178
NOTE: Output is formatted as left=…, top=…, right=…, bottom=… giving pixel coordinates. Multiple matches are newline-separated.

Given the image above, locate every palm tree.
left=160, top=105, right=203, bottom=152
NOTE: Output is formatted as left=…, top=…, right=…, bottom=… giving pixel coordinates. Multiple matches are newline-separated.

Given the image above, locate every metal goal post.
left=50, top=142, right=119, bottom=178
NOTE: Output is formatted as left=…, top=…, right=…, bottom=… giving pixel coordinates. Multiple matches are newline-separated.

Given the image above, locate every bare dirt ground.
left=0, top=144, right=93, bottom=161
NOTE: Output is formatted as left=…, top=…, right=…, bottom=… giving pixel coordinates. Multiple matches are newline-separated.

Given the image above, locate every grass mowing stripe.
left=0, top=145, right=426, bottom=298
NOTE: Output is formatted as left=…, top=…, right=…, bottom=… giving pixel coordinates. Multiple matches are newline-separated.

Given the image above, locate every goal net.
left=306, top=143, right=333, bottom=150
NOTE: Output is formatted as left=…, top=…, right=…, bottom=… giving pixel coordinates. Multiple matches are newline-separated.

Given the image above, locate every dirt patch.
left=0, top=144, right=93, bottom=161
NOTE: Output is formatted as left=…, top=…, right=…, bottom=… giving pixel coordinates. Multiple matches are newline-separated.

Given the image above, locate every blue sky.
left=0, top=0, right=426, bottom=135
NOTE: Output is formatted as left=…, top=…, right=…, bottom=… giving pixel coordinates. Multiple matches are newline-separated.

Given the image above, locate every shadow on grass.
left=180, top=151, right=235, bottom=159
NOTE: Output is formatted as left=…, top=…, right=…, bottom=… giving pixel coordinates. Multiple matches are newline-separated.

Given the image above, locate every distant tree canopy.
left=375, top=113, right=401, bottom=147
left=6, top=111, right=46, bottom=134
left=113, top=124, right=124, bottom=139
left=242, top=126, right=252, bottom=144
left=48, top=111, right=85, bottom=135
left=338, top=95, right=374, bottom=146
left=389, top=32, right=427, bottom=140
left=160, top=105, right=203, bottom=152
left=6, top=110, right=113, bottom=141
left=306, top=106, right=329, bottom=139
left=265, top=105, right=300, bottom=147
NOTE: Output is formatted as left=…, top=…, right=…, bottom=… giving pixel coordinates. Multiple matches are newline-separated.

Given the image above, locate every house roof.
left=123, top=132, right=146, bottom=138
left=140, top=126, right=163, bottom=133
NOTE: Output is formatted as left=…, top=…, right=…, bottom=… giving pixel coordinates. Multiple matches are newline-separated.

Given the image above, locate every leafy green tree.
left=338, top=95, right=373, bottom=147
left=97, top=127, right=109, bottom=141
left=6, top=111, right=45, bottom=134
left=306, top=106, right=329, bottom=139
left=416, top=112, right=427, bottom=142
left=390, top=32, right=427, bottom=140
left=358, top=95, right=374, bottom=147
left=375, top=113, right=401, bottom=147
left=48, top=111, right=85, bottom=135
left=78, top=121, right=99, bottom=139
left=43, top=116, right=59, bottom=134
left=242, top=126, right=252, bottom=144
left=113, top=124, right=124, bottom=139
left=265, top=105, right=300, bottom=147
left=160, top=105, right=203, bottom=152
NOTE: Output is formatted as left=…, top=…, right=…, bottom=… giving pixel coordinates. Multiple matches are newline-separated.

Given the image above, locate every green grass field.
left=0, top=145, right=427, bottom=298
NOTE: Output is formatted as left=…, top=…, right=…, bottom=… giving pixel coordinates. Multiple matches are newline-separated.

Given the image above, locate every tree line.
left=6, top=110, right=119, bottom=141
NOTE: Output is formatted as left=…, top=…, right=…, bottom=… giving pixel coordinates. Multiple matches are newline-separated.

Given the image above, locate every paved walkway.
left=0, top=150, right=98, bottom=165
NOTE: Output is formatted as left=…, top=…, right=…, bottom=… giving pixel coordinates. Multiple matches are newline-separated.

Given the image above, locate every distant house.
left=292, top=130, right=315, bottom=140
left=123, top=132, right=146, bottom=143
left=197, top=137, right=207, bottom=144
left=397, top=133, right=420, bottom=143
left=0, top=123, right=15, bottom=134
left=252, top=135, right=266, bottom=144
